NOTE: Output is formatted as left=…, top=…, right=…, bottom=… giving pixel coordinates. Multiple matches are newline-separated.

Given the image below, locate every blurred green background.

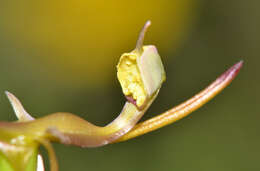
left=0, top=0, right=258, bottom=170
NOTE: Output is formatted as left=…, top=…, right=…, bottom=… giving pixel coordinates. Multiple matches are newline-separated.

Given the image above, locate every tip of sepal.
left=5, top=91, right=35, bottom=121
left=217, top=60, right=243, bottom=83
left=135, top=20, right=152, bottom=54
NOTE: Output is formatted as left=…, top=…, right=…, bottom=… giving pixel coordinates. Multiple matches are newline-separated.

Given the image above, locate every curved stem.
left=38, top=140, right=58, bottom=171
left=0, top=91, right=159, bottom=148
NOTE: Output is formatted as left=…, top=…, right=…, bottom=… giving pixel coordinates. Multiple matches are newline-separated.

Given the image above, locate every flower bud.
left=117, top=21, right=166, bottom=108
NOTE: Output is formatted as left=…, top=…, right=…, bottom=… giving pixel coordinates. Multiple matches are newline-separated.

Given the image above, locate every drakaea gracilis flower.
left=0, top=21, right=243, bottom=171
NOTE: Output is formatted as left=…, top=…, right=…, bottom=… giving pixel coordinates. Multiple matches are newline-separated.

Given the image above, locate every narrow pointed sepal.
left=114, top=60, right=243, bottom=143
left=5, top=91, right=34, bottom=121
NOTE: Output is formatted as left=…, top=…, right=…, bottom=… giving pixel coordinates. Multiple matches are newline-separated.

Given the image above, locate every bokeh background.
left=0, top=0, right=258, bottom=170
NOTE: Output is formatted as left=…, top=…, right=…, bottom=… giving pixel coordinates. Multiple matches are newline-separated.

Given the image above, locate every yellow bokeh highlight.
left=1, top=0, right=197, bottom=87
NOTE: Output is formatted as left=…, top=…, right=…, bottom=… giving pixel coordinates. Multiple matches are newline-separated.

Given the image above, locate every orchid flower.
left=0, top=21, right=243, bottom=171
